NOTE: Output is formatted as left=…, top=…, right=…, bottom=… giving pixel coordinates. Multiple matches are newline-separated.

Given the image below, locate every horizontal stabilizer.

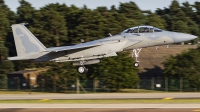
left=8, top=56, right=36, bottom=61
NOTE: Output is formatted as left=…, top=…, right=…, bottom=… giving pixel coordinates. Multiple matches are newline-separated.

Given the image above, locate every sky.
left=4, top=0, right=198, bottom=12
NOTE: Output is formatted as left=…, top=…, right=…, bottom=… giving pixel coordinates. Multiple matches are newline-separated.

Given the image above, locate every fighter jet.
left=8, top=23, right=197, bottom=74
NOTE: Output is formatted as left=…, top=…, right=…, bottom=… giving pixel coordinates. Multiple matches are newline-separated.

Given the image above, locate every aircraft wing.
left=46, top=39, right=122, bottom=52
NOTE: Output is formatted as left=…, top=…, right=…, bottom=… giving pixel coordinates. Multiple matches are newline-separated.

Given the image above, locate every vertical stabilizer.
left=11, top=23, right=46, bottom=56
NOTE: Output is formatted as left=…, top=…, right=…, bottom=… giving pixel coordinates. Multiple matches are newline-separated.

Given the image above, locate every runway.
left=0, top=108, right=199, bottom=112
left=0, top=104, right=200, bottom=108
left=0, top=104, right=200, bottom=112
left=0, top=93, right=200, bottom=100
left=1, top=93, right=200, bottom=112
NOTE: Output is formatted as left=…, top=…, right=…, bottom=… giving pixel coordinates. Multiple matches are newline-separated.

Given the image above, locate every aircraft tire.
left=77, top=66, right=88, bottom=74
left=134, top=62, right=139, bottom=67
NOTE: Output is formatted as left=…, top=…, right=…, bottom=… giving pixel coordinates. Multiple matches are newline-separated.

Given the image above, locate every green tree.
left=0, top=0, right=16, bottom=57
left=156, top=0, right=199, bottom=43
left=29, top=7, right=68, bottom=47
left=16, top=0, right=35, bottom=24
left=181, top=2, right=194, bottom=19
left=1, top=0, right=199, bottom=92
left=73, top=6, right=103, bottom=42
left=118, top=1, right=146, bottom=25
left=193, top=2, right=200, bottom=26
left=89, top=52, right=139, bottom=91
left=0, top=1, right=14, bottom=88
left=146, top=13, right=166, bottom=29
left=42, top=62, right=85, bottom=92
left=163, top=47, right=200, bottom=89
left=95, top=6, right=135, bottom=36
left=193, top=1, right=200, bottom=40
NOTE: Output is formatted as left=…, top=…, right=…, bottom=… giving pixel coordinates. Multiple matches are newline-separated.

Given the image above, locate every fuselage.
left=24, top=25, right=195, bottom=63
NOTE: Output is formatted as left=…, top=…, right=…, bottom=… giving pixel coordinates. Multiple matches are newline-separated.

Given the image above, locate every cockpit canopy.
left=122, top=25, right=163, bottom=33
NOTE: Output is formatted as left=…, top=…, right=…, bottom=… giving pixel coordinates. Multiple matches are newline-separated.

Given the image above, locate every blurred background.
left=0, top=0, right=200, bottom=93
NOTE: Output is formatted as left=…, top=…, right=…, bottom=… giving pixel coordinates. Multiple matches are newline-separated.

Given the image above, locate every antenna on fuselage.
left=109, top=33, right=112, bottom=36
left=80, top=39, right=85, bottom=43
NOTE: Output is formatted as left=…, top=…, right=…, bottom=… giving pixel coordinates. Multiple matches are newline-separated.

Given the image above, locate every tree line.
left=0, top=0, right=200, bottom=91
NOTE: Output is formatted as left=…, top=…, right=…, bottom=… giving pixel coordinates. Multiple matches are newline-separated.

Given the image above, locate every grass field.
left=0, top=99, right=200, bottom=104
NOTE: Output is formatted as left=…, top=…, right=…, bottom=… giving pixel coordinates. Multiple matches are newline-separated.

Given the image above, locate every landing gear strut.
left=77, top=61, right=88, bottom=74
left=132, top=48, right=142, bottom=67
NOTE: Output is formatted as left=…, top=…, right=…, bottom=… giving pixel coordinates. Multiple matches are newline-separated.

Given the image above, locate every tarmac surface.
left=0, top=104, right=200, bottom=108
left=0, top=93, right=200, bottom=100
left=0, top=104, right=200, bottom=112
left=1, top=93, right=200, bottom=112
left=0, top=108, right=199, bottom=112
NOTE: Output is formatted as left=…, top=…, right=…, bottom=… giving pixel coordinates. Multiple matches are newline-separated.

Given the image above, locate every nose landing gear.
left=134, top=62, right=139, bottom=67
left=132, top=48, right=142, bottom=67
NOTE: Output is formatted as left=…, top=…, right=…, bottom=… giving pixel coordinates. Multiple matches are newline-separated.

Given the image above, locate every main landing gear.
left=132, top=48, right=142, bottom=67
left=77, top=66, right=88, bottom=74
left=77, top=61, right=88, bottom=74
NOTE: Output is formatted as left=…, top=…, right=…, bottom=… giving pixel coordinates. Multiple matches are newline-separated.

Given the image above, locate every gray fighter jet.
left=8, top=23, right=197, bottom=74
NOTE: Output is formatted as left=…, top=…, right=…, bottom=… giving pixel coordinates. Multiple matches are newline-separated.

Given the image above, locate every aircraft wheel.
left=134, top=62, right=139, bottom=67
left=77, top=66, right=88, bottom=74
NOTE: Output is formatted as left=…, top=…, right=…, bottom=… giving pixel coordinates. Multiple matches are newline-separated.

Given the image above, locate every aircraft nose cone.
left=175, top=33, right=197, bottom=43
